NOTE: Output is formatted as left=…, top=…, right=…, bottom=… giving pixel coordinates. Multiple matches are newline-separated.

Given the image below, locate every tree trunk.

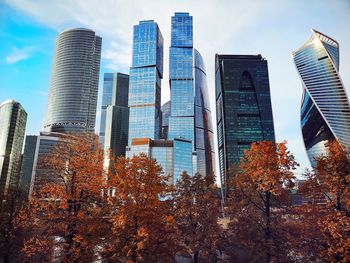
left=265, top=191, right=272, bottom=263
left=193, top=251, right=199, bottom=263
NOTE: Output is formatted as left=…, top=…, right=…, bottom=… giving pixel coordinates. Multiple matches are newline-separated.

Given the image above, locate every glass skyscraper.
left=168, top=12, right=215, bottom=179
left=169, top=13, right=194, bottom=144
left=194, top=49, right=215, bottom=177
left=127, top=14, right=214, bottom=183
left=128, top=20, right=163, bottom=145
left=43, top=28, right=102, bottom=133
left=215, top=54, right=275, bottom=197
left=293, top=29, right=350, bottom=166
left=0, top=100, right=27, bottom=206
left=99, top=73, right=129, bottom=157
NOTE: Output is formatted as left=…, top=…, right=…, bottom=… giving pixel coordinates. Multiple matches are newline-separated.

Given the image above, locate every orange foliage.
left=298, top=140, right=350, bottom=262
left=173, top=172, right=223, bottom=262
left=225, top=141, right=298, bottom=262
left=15, top=133, right=109, bottom=262
left=105, top=154, right=176, bottom=262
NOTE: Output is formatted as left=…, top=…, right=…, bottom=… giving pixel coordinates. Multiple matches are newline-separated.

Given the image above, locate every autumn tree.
left=173, top=172, right=223, bottom=263
left=15, top=133, right=110, bottom=262
left=0, top=189, right=26, bottom=263
left=105, top=154, right=176, bottom=262
left=225, top=141, right=298, bottom=262
left=297, top=140, right=350, bottom=262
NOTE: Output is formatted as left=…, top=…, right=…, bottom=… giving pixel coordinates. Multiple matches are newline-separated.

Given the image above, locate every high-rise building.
left=127, top=14, right=214, bottom=183
left=168, top=12, right=215, bottom=178
left=169, top=13, right=194, bottom=145
left=20, top=28, right=102, bottom=197
left=18, top=136, right=37, bottom=198
left=194, top=49, right=215, bottom=177
left=99, top=73, right=129, bottom=157
left=128, top=20, right=163, bottom=145
left=293, top=29, right=350, bottom=166
left=0, top=100, right=27, bottom=205
left=215, top=54, right=275, bottom=197
left=18, top=132, right=65, bottom=198
left=43, top=28, right=102, bottom=133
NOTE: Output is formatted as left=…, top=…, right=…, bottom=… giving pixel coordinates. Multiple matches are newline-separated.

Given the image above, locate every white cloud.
left=5, top=46, right=35, bottom=64
left=32, top=90, right=48, bottom=97
left=102, top=41, right=131, bottom=72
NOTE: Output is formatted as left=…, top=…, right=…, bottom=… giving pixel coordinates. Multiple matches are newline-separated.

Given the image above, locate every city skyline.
left=1, top=1, right=350, bottom=176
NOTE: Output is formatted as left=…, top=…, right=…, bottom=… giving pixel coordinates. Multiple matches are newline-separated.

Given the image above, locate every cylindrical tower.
left=43, top=28, right=102, bottom=133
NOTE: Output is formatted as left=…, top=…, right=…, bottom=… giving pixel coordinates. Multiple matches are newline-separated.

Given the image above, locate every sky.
left=1, top=0, right=350, bottom=177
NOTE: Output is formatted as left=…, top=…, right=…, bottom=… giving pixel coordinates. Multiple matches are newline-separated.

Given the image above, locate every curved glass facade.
left=293, top=29, right=350, bottom=166
left=44, top=28, right=102, bottom=132
left=215, top=55, right=275, bottom=197
left=194, top=49, right=215, bottom=177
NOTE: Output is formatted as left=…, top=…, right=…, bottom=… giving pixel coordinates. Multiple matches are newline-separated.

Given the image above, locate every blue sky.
left=1, top=0, right=350, bottom=176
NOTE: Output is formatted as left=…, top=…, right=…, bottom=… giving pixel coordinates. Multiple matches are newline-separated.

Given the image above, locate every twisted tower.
left=293, top=29, right=350, bottom=166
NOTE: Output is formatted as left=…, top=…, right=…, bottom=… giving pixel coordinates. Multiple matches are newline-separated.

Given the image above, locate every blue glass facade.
left=168, top=12, right=215, bottom=179
left=128, top=20, right=163, bottom=145
left=215, top=54, right=275, bottom=197
left=169, top=13, right=194, bottom=145
left=173, top=138, right=192, bottom=183
left=161, top=101, right=171, bottom=139
left=127, top=14, right=214, bottom=182
left=293, top=29, right=350, bottom=166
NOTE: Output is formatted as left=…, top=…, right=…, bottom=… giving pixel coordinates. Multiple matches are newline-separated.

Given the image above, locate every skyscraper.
left=128, top=20, right=163, bottom=145
left=43, top=28, right=102, bottom=133
left=20, top=28, right=102, bottom=197
left=215, top=54, right=275, bottom=197
left=293, top=29, right=350, bottom=166
left=18, top=135, right=37, bottom=198
left=169, top=13, right=194, bottom=144
left=0, top=100, right=27, bottom=205
left=99, top=73, right=129, bottom=157
left=194, top=49, right=215, bottom=177
left=127, top=14, right=214, bottom=183
left=168, top=12, right=215, bottom=178
left=19, top=132, right=67, bottom=199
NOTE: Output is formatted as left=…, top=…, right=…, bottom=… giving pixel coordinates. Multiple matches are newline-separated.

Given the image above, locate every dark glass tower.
left=99, top=73, right=129, bottom=157
left=215, top=54, right=275, bottom=197
left=0, top=100, right=27, bottom=206
left=293, top=29, right=350, bottom=166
